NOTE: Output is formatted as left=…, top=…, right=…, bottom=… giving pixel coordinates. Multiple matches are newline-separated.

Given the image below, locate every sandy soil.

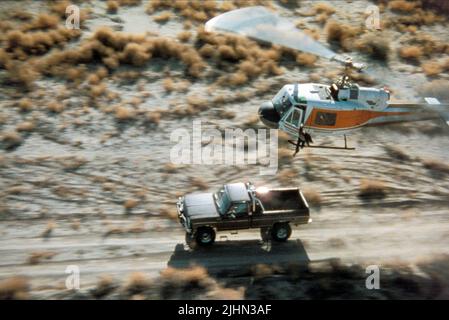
left=0, top=0, right=448, bottom=299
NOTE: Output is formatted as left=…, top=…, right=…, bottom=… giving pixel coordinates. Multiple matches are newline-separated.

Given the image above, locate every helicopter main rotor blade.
left=205, top=6, right=348, bottom=64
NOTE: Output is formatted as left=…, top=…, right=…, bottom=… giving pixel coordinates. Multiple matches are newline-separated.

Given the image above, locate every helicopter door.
left=280, top=107, right=303, bottom=136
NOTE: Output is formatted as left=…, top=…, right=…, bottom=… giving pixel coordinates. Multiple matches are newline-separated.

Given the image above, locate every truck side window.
left=230, top=202, right=248, bottom=217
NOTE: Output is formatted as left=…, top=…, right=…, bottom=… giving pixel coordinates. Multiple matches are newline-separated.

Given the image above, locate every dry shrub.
left=408, top=34, right=446, bottom=57
left=18, top=98, right=32, bottom=112
left=1, top=131, right=23, bottom=150
left=177, top=31, right=192, bottom=42
left=146, top=110, right=162, bottom=125
left=3, top=61, right=39, bottom=88
left=160, top=206, right=178, bottom=220
left=359, top=179, right=388, bottom=199
left=296, top=53, right=317, bottom=66
left=153, top=11, right=172, bottom=23
left=399, top=46, right=423, bottom=62
left=163, top=78, right=175, bottom=92
left=389, top=0, right=417, bottom=12
left=422, top=159, right=449, bottom=175
left=41, top=220, right=56, bottom=238
left=383, top=145, right=411, bottom=161
left=22, top=13, right=60, bottom=31
left=243, top=114, right=260, bottom=127
left=187, top=95, right=208, bottom=111
left=196, top=28, right=284, bottom=84
left=128, top=218, right=146, bottom=233
left=9, top=10, right=33, bottom=21
left=47, top=101, right=64, bottom=113
left=37, top=27, right=204, bottom=79
left=104, top=226, right=125, bottom=237
left=61, top=156, right=87, bottom=171
left=123, top=272, right=151, bottom=294
left=421, top=61, right=442, bottom=76
left=16, top=121, right=35, bottom=132
left=27, top=251, right=56, bottom=265
left=325, top=20, right=360, bottom=51
left=355, top=33, right=390, bottom=60
left=115, top=106, right=136, bottom=121
left=93, top=275, right=116, bottom=298
left=0, top=276, right=29, bottom=300
left=107, top=0, right=119, bottom=13
left=71, top=218, right=81, bottom=230
left=229, top=72, right=248, bottom=86
left=278, top=168, right=298, bottom=185
left=218, top=109, right=236, bottom=119
left=87, top=73, right=101, bottom=85
left=123, top=198, right=139, bottom=209
left=160, top=266, right=211, bottom=287
left=313, top=2, right=336, bottom=15
left=162, top=162, right=179, bottom=173
left=198, top=44, right=215, bottom=58
left=301, top=188, right=322, bottom=207
left=207, top=287, right=244, bottom=300
left=190, top=177, right=209, bottom=190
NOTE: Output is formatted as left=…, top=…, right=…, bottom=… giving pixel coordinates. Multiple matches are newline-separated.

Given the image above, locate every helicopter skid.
left=287, top=134, right=355, bottom=153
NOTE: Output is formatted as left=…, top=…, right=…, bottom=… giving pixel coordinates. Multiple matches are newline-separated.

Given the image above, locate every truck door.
left=217, top=202, right=250, bottom=231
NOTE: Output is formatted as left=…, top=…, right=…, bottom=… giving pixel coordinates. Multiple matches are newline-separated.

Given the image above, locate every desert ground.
left=0, top=0, right=448, bottom=299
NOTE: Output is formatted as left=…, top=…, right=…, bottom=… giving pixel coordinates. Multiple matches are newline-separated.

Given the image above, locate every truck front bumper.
left=176, top=197, right=192, bottom=233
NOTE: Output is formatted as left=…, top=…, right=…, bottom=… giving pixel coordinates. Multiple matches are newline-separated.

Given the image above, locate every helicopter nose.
left=258, top=101, right=280, bottom=129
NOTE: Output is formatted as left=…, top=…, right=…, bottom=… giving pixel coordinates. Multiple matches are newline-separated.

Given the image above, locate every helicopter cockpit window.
left=350, top=88, right=359, bottom=100
left=315, top=112, right=337, bottom=126
left=286, top=108, right=302, bottom=128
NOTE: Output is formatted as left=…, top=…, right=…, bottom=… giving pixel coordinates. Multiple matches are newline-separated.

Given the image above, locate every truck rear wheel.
left=195, top=227, right=215, bottom=246
left=271, top=223, right=291, bottom=242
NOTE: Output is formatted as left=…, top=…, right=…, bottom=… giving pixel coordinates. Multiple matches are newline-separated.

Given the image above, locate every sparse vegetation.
left=359, top=179, right=388, bottom=199
left=301, top=188, right=322, bottom=207
left=123, top=272, right=151, bottom=295
left=0, top=276, right=29, bottom=299
left=92, top=275, right=116, bottom=298
left=27, top=251, right=56, bottom=265
left=41, top=220, right=56, bottom=238
left=355, top=33, right=390, bottom=60
left=399, top=46, right=423, bottom=62
left=384, top=145, right=411, bottom=161
left=422, top=159, right=449, bottom=175
left=107, top=0, right=119, bottom=14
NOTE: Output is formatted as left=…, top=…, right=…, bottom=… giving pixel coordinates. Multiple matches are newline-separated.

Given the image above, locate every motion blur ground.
left=0, top=0, right=448, bottom=299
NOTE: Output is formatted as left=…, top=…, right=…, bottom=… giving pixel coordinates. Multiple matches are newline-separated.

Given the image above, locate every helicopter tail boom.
left=387, top=97, right=449, bottom=127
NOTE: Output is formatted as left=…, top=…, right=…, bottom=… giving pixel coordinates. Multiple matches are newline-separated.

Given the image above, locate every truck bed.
left=256, top=188, right=307, bottom=212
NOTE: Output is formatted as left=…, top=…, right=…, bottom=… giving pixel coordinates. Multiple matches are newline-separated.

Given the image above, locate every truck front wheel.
left=271, top=223, right=292, bottom=242
left=195, top=227, right=216, bottom=246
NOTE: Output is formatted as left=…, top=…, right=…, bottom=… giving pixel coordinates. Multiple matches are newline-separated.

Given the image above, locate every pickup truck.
left=176, top=182, right=311, bottom=246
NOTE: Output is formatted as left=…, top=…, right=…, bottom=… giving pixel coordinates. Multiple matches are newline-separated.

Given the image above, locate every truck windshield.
left=214, top=187, right=231, bottom=215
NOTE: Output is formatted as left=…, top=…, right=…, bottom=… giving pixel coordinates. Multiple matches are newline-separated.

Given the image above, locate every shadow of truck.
left=167, top=239, right=310, bottom=271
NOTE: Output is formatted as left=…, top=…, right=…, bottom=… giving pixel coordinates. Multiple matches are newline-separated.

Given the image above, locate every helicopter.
left=205, top=6, right=449, bottom=155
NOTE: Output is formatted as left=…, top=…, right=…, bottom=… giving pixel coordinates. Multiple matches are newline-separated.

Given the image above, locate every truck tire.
left=271, top=223, right=291, bottom=242
left=195, top=227, right=215, bottom=246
